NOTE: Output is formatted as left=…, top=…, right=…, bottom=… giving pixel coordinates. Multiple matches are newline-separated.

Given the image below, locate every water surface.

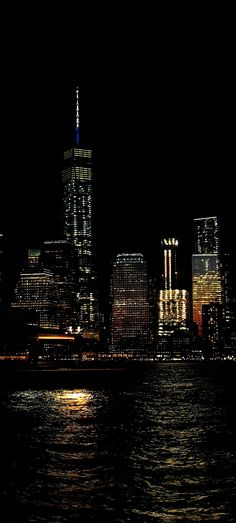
left=0, top=362, right=236, bottom=522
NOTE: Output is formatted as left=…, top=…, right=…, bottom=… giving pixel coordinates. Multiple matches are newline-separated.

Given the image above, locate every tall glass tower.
left=62, top=88, right=99, bottom=335
left=192, top=216, right=222, bottom=335
left=111, top=253, right=149, bottom=353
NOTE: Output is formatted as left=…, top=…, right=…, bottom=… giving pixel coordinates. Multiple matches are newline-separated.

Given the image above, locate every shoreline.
left=0, top=359, right=235, bottom=390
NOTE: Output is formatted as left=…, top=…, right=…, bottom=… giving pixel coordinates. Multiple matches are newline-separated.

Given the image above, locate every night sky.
left=1, top=5, right=235, bottom=303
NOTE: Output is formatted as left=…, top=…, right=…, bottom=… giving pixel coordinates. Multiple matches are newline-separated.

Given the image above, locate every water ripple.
left=0, top=362, right=236, bottom=521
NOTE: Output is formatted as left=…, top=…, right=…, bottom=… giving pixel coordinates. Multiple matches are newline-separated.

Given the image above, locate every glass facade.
left=192, top=217, right=222, bottom=335
left=62, top=142, right=99, bottom=334
left=111, top=253, right=149, bottom=352
left=11, top=250, right=57, bottom=329
left=42, top=240, right=77, bottom=329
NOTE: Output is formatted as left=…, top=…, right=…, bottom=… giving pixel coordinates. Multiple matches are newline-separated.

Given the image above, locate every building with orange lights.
left=192, top=216, right=222, bottom=335
left=158, top=238, right=189, bottom=336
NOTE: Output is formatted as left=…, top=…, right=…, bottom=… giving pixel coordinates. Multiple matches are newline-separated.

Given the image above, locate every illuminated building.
left=11, top=249, right=57, bottom=329
left=221, top=253, right=236, bottom=327
left=192, top=217, right=222, bottom=335
left=42, top=240, right=77, bottom=329
left=62, top=88, right=99, bottom=336
left=162, top=238, right=178, bottom=290
left=111, top=253, right=149, bottom=352
left=158, top=289, right=189, bottom=335
left=158, top=238, right=189, bottom=336
left=202, top=302, right=223, bottom=347
left=148, top=276, right=158, bottom=343
left=220, top=253, right=236, bottom=352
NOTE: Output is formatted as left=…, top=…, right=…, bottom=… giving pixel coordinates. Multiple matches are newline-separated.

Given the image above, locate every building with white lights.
left=42, top=240, right=77, bottom=329
left=158, top=238, right=189, bottom=336
left=192, top=217, right=222, bottom=335
left=11, top=249, right=58, bottom=329
left=111, top=253, right=149, bottom=353
left=61, top=88, right=99, bottom=336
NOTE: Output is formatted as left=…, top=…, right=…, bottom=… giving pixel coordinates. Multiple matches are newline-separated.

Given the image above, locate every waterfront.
left=1, top=362, right=236, bottom=522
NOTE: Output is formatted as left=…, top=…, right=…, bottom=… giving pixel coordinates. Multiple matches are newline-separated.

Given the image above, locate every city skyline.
left=0, top=83, right=235, bottom=309
left=1, top=1, right=235, bottom=273
left=0, top=73, right=234, bottom=244
left=1, top=9, right=236, bottom=523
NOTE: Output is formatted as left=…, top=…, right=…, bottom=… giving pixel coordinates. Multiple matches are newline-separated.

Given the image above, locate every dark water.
left=1, top=363, right=236, bottom=522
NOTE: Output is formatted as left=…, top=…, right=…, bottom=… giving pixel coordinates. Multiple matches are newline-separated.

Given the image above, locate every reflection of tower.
left=192, top=217, right=222, bottom=335
left=111, top=253, right=149, bottom=352
left=62, top=88, right=99, bottom=334
left=158, top=238, right=189, bottom=336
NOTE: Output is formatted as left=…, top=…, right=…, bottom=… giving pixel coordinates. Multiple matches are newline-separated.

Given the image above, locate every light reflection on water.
left=0, top=363, right=236, bottom=522
left=55, top=390, right=93, bottom=412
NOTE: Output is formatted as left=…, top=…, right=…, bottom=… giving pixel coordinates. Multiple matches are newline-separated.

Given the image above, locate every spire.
left=76, top=86, right=80, bottom=144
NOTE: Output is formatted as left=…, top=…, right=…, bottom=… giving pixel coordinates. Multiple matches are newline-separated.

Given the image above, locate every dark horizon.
left=1, top=3, right=236, bottom=304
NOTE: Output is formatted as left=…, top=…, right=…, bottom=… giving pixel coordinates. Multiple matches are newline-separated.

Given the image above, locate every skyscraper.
left=192, top=216, right=222, bottom=335
left=162, top=238, right=178, bottom=290
left=202, top=302, right=223, bottom=348
left=61, top=88, right=99, bottom=335
left=111, top=253, right=149, bottom=353
left=158, top=238, right=189, bottom=336
left=42, top=240, right=77, bottom=329
left=158, top=289, right=189, bottom=335
left=11, top=249, right=57, bottom=329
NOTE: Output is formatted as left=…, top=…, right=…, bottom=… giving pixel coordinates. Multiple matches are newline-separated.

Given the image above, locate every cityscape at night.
left=0, top=89, right=236, bottom=362
left=1, top=5, right=236, bottom=522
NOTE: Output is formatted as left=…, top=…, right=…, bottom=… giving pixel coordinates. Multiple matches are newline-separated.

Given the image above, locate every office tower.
left=202, top=302, right=223, bottom=348
left=111, top=253, right=149, bottom=353
left=192, top=217, right=222, bottom=335
left=42, top=240, right=77, bottom=329
left=11, top=249, right=57, bottom=329
left=221, top=253, right=235, bottom=325
left=158, top=289, right=189, bottom=335
left=162, top=238, right=178, bottom=289
left=28, top=248, right=41, bottom=268
left=221, top=253, right=236, bottom=350
left=148, top=276, right=158, bottom=343
left=158, top=238, right=189, bottom=336
left=61, top=88, right=99, bottom=336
